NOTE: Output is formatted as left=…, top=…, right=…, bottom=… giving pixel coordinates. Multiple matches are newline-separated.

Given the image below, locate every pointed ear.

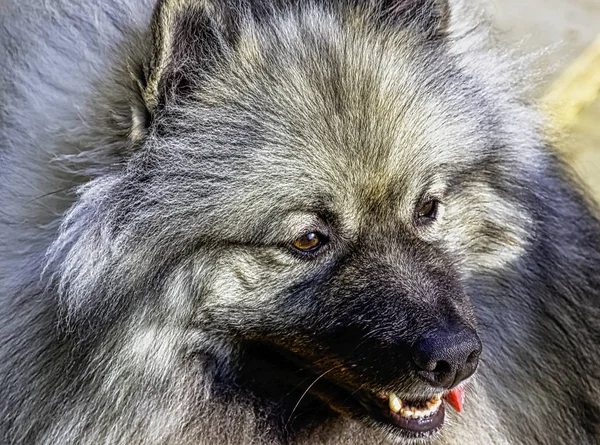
left=373, top=0, right=450, bottom=38
left=131, top=0, right=237, bottom=132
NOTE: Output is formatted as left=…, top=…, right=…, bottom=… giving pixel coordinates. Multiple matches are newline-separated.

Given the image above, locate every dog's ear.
left=370, top=0, right=450, bottom=38
left=130, top=0, right=237, bottom=137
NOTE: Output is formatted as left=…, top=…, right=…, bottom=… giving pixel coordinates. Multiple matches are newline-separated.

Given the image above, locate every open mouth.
left=377, top=392, right=445, bottom=437
left=352, top=387, right=465, bottom=439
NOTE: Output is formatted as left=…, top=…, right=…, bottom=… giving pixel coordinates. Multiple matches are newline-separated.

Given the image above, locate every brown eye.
left=292, top=232, right=323, bottom=252
left=416, top=200, right=438, bottom=220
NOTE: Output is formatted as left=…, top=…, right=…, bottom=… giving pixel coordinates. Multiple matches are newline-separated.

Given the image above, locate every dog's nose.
left=411, top=326, right=482, bottom=389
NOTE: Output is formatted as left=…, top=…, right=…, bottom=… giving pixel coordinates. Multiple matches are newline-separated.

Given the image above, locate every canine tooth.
left=389, top=394, right=402, bottom=413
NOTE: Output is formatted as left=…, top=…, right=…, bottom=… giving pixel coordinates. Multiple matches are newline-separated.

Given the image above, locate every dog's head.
left=48, top=0, right=536, bottom=441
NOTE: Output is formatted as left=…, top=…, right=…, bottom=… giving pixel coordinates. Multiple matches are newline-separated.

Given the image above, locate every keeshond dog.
left=1, top=0, right=599, bottom=444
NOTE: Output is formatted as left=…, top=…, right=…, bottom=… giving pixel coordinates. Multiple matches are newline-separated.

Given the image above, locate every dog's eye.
left=416, top=200, right=439, bottom=221
left=292, top=232, right=323, bottom=252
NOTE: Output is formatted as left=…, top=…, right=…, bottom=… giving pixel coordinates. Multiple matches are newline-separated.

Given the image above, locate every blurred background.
left=476, top=0, right=600, bottom=202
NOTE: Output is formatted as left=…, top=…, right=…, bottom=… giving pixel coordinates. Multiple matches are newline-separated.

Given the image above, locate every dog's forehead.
left=228, top=23, right=490, bottom=209
left=159, top=13, right=496, bottom=232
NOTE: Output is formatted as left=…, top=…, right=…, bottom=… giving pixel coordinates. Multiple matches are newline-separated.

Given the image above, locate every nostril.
left=466, top=350, right=479, bottom=365
left=432, top=360, right=451, bottom=376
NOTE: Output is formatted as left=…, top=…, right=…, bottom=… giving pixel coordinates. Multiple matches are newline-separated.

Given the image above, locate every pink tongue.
left=443, top=387, right=464, bottom=412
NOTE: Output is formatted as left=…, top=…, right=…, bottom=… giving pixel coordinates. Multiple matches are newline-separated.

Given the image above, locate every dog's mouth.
left=337, top=386, right=465, bottom=439
left=359, top=391, right=446, bottom=438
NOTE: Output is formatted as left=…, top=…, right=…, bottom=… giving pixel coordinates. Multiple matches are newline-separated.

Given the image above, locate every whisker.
left=28, top=187, right=74, bottom=202
left=286, top=364, right=342, bottom=427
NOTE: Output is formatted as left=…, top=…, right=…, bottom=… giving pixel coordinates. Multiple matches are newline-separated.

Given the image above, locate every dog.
left=1, top=0, right=599, bottom=444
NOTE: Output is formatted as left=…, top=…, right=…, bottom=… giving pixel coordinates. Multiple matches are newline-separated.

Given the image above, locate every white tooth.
left=389, top=394, right=403, bottom=413
left=402, top=409, right=414, bottom=418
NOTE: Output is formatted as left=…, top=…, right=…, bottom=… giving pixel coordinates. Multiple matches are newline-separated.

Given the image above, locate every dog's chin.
left=310, top=382, right=446, bottom=442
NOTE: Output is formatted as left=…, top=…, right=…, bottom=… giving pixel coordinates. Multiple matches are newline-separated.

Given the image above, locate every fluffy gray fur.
left=1, top=0, right=599, bottom=444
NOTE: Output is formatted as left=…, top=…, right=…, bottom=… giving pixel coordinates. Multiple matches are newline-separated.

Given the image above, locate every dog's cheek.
left=204, top=248, right=310, bottom=310
left=441, top=183, right=533, bottom=277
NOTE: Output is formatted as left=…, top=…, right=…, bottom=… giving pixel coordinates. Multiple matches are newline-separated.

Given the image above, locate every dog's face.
left=50, top=0, right=535, bottom=442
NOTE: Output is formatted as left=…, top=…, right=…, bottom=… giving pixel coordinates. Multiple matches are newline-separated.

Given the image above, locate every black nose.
left=411, top=326, right=482, bottom=389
